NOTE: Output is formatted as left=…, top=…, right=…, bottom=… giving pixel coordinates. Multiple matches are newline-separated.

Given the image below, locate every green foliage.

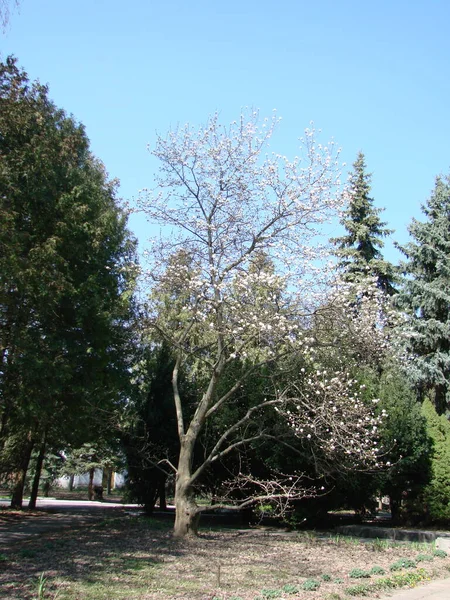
left=344, top=583, right=371, bottom=596
left=396, top=172, right=450, bottom=413
left=281, top=583, right=299, bottom=593
left=301, top=579, right=321, bottom=591
left=369, top=566, right=385, bottom=575
left=433, top=549, right=448, bottom=558
left=416, top=554, right=434, bottom=562
left=377, top=369, right=432, bottom=520
left=332, top=151, right=396, bottom=294
left=349, top=568, right=371, bottom=579
left=260, top=589, right=281, bottom=598
left=36, top=572, right=47, bottom=600
left=374, top=569, right=428, bottom=590
left=320, top=574, right=331, bottom=581
left=420, top=399, right=450, bottom=522
left=389, top=558, right=416, bottom=571
left=0, top=56, right=137, bottom=502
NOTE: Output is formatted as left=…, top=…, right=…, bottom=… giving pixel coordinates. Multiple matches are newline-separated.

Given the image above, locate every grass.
left=1, top=516, right=449, bottom=599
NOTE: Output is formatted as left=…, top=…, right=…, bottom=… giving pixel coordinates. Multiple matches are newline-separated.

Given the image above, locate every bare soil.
left=0, top=514, right=449, bottom=599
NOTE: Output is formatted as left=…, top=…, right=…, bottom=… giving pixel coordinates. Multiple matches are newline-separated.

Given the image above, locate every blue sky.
left=2, top=0, right=449, bottom=264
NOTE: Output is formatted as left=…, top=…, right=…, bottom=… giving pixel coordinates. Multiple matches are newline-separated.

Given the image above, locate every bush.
left=369, top=566, right=385, bottom=575
left=281, top=584, right=299, bottom=594
left=345, top=583, right=371, bottom=596
left=416, top=554, right=434, bottom=562
left=390, top=558, right=416, bottom=571
left=349, top=568, right=371, bottom=578
left=301, top=579, right=321, bottom=591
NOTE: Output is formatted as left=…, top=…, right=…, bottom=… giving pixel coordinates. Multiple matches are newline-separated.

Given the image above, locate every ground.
left=0, top=511, right=449, bottom=600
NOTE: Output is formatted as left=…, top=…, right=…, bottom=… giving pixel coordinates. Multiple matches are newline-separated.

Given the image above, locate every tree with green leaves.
left=420, top=398, right=450, bottom=522
left=377, top=369, right=432, bottom=522
left=332, top=152, right=396, bottom=294
left=0, top=56, right=137, bottom=507
left=396, top=173, right=450, bottom=414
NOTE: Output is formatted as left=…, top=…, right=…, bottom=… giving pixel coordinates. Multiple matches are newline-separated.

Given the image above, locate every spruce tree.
left=396, top=174, right=450, bottom=414
left=332, top=152, right=396, bottom=294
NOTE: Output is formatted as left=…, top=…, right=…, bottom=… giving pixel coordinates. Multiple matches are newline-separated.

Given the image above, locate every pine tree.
left=396, top=174, right=450, bottom=414
left=332, top=152, right=396, bottom=294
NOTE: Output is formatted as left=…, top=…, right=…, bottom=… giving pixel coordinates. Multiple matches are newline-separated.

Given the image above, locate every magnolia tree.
left=139, top=112, right=388, bottom=537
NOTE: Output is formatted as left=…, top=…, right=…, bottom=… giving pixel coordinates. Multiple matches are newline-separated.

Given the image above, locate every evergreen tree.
left=421, top=398, right=450, bottom=522
left=0, top=57, right=137, bottom=506
left=396, top=174, right=450, bottom=414
left=332, top=152, right=396, bottom=294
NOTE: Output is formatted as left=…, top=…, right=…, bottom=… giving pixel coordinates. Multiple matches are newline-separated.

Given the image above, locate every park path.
left=0, top=498, right=142, bottom=547
left=378, top=578, right=450, bottom=600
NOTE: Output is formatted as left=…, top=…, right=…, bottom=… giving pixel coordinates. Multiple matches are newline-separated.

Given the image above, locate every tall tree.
left=0, top=57, right=137, bottom=506
left=139, top=113, right=388, bottom=537
left=396, top=173, right=450, bottom=414
left=332, top=152, right=396, bottom=294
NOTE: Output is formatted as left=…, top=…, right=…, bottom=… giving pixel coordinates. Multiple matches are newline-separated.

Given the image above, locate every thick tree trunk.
left=173, top=441, right=199, bottom=537
left=10, top=436, right=34, bottom=509
left=28, top=436, right=46, bottom=509
left=68, top=474, right=75, bottom=492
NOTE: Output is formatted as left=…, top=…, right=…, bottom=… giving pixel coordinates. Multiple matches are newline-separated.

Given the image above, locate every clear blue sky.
left=2, top=0, right=449, bottom=264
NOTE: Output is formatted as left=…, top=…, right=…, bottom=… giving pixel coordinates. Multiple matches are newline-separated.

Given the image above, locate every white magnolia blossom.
left=137, top=113, right=396, bottom=529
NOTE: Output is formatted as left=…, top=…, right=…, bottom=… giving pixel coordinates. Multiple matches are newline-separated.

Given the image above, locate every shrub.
left=345, top=583, right=371, bottom=596
left=349, top=568, right=371, bottom=579
left=260, top=589, right=280, bottom=598
left=301, top=579, right=321, bottom=591
left=390, top=558, right=416, bottom=571
left=321, top=574, right=332, bottom=581
left=281, top=584, right=299, bottom=594
left=416, top=554, right=434, bottom=562
left=433, top=549, right=448, bottom=558
left=369, top=566, right=385, bottom=575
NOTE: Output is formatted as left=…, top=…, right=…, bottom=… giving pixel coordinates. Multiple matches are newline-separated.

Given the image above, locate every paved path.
left=378, top=578, right=450, bottom=600
left=0, top=498, right=142, bottom=546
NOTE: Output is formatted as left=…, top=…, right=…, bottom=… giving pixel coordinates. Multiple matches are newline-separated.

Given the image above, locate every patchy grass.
left=0, top=516, right=449, bottom=599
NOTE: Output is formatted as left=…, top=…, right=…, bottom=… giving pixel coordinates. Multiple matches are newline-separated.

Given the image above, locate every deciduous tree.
left=139, top=113, right=387, bottom=537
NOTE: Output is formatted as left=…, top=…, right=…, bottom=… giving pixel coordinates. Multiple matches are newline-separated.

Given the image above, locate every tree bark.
left=28, top=435, right=46, bottom=509
left=88, top=468, right=95, bottom=501
left=173, top=440, right=199, bottom=537
left=10, top=435, right=34, bottom=509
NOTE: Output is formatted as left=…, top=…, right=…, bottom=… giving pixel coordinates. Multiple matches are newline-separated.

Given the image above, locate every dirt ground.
left=1, top=512, right=450, bottom=600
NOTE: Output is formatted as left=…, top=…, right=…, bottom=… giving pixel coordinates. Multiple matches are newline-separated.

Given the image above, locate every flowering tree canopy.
left=139, top=112, right=388, bottom=537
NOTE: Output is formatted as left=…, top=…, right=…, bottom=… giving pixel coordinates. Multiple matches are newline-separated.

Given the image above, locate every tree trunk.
left=173, top=441, right=199, bottom=537
left=159, top=476, right=167, bottom=511
left=88, top=468, right=95, bottom=501
left=10, top=436, right=34, bottom=509
left=28, top=436, right=46, bottom=509
left=68, top=474, right=74, bottom=492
